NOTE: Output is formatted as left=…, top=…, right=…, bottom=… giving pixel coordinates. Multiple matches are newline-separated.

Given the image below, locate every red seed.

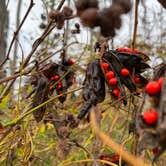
left=152, top=147, right=159, bottom=154
left=54, top=75, right=59, bottom=80
left=134, top=76, right=141, bottom=84
left=49, top=85, right=54, bottom=90
left=125, top=47, right=132, bottom=53
left=105, top=71, right=115, bottom=79
left=145, top=81, right=160, bottom=95
left=57, top=82, right=62, bottom=90
left=158, top=77, right=164, bottom=89
left=101, top=157, right=108, bottom=161
left=118, top=47, right=125, bottom=52
left=143, top=110, right=158, bottom=125
left=113, top=89, right=120, bottom=98
left=120, top=68, right=130, bottom=76
left=109, top=78, right=117, bottom=86
left=69, top=58, right=75, bottom=65
left=101, top=62, right=109, bottom=70
left=133, top=49, right=139, bottom=54
left=50, top=76, right=55, bottom=81
left=110, top=155, right=119, bottom=162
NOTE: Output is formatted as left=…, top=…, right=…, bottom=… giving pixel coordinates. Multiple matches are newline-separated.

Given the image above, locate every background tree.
left=0, top=0, right=8, bottom=77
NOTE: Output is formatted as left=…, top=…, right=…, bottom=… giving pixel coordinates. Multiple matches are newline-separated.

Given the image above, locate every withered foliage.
left=30, top=58, right=75, bottom=122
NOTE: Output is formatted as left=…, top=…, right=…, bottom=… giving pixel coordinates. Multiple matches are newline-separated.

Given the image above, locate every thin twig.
left=0, top=41, right=78, bottom=84
left=132, top=0, right=139, bottom=50
left=0, top=0, right=34, bottom=67
left=3, top=87, right=83, bottom=128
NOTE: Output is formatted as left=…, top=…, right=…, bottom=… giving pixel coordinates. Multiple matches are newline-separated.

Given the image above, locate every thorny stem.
left=132, top=0, right=139, bottom=50
left=3, top=87, right=83, bottom=128
left=0, top=0, right=34, bottom=67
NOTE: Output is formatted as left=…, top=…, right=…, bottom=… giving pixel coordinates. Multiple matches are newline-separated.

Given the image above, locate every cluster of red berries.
left=102, top=62, right=130, bottom=99
left=49, top=58, right=75, bottom=91
left=117, top=47, right=143, bottom=85
left=118, top=47, right=139, bottom=54
left=142, top=77, right=164, bottom=125
left=49, top=74, right=60, bottom=90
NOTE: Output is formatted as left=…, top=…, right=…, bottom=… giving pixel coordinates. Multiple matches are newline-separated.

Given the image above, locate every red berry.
left=105, top=71, right=115, bottom=79
left=69, top=58, right=75, bottom=65
left=145, top=81, right=160, bottom=95
left=158, top=77, right=164, bottom=89
left=118, top=47, right=124, bottom=52
left=57, top=82, right=62, bottom=90
left=49, top=85, right=54, bottom=90
left=50, top=76, right=55, bottom=81
left=102, top=62, right=109, bottom=70
left=120, top=68, right=130, bottom=76
left=152, top=147, right=159, bottom=154
left=133, top=49, right=139, bottom=54
left=59, top=91, right=63, bottom=94
left=109, top=78, right=117, bottom=86
left=54, top=75, right=59, bottom=80
left=110, top=155, right=119, bottom=162
left=125, top=47, right=132, bottom=53
left=113, top=89, right=120, bottom=99
left=101, top=157, right=108, bottom=161
left=134, top=76, right=141, bottom=84
left=143, top=110, right=158, bottom=125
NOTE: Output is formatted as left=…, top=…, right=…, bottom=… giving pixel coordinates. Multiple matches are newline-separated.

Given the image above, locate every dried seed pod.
left=39, top=22, right=46, bottom=29
left=98, top=7, right=122, bottom=37
left=113, top=0, right=132, bottom=14
left=62, top=6, right=73, bottom=17
left=48, top=9, right=59, bottom=20
left=33, top=75, right=48, bottom=122
left=30, top=59, right=75, bottom=122
left=80, top=8, right=99, bottom=28
left=75, top=0, right=99, bottom=16
left=103, top=51, right=136, bottom=92
left=78, top=59, right=105, bottom=119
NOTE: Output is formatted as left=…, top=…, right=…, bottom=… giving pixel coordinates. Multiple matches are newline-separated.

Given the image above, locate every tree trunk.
left=0, top=0, right=8, bottom=77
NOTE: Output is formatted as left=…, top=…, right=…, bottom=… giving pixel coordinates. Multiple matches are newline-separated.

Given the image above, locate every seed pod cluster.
left=78, top=47, right=149, bottom=119
left=136, top=63, right=166, bottom=164
left=75, top=0, right=131, bottom=37
left=48, top=6, right=73, bottom=29
left=30, top=58, right=75, bottom=122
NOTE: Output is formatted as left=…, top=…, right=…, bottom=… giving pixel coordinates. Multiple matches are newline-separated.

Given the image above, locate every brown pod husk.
left=75, top=0, right=98, bottom=16
left=33, top=75, right=48, bottom=122
left=80, top=8, right=99, bottom=28
left=62, top=6, right=73, bottom=17
left=112, top=0, right=132, bottom=14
